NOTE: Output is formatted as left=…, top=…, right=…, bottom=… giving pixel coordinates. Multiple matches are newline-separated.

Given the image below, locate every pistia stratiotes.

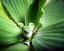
left=0, top=0, right=64, bottom=51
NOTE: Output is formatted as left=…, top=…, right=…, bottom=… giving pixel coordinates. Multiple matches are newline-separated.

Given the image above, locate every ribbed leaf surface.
left=2, top=0, right=46, bottom=25
left=32, top=0, right=64, bottom=51
left=0, top=16, right=21, bottom=45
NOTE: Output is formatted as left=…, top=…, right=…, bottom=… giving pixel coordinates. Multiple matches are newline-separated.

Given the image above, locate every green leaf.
left=2, top=43, right=29, bottom=51
left=28, top=0, right=46, bottom=26
left=32, top=0, right=64, bottom=51
left=0, top=16, right=21, bottom=45
left=40, top=0, right=64, bottom=27
left=0, top=0, right=8, bottom=17
left=2, top=0, right=46, bottom=25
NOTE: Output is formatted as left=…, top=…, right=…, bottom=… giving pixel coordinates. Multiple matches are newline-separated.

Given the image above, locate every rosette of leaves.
left=0, top=0, right=64, bottom=51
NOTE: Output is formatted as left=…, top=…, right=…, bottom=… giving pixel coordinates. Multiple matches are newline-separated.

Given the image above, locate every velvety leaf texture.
left=1, top=0, right=64, bottom=51
left=32, top=0, right=64, bottom=51
left=0, top=16, right=21, bottom=45
left=2, top=0, right=46, bottom=25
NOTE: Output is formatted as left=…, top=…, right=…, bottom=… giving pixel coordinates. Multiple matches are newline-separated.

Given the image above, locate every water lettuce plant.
left=0, top=0, right=64, bottom=51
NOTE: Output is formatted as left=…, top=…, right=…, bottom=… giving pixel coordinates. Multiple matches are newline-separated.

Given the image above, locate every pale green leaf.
left=0, top=0, right=8, bottom=17
left=2, top=0, right=46, bottom=25
left=0, top=16, right=21, bottom=45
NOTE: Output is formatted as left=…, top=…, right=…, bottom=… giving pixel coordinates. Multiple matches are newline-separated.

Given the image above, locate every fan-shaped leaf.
left=0, top=16, right=21, bottom=45
left=32, top=0, right=64, bottom=51
left=2, top=0, right=46, bottom=25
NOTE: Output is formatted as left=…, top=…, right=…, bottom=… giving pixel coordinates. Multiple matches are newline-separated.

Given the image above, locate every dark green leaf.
left=32, top=0, right=64, bottom=51
left=2, top=43, right=29, bottom=51
left=28, top=0, right=46, bottom=26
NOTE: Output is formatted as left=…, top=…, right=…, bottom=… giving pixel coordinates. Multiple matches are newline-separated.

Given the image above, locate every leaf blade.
left=32, top=0, right=64, bottom=51
left=0, top=16, right=22, bottom=45
left=2, top=43, right=29, bottom=51
left=2, top=0, right=46, bottom=25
